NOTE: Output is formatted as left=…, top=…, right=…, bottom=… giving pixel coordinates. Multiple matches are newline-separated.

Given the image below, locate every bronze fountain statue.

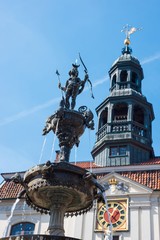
left=3, top=58, right=102, bottom=240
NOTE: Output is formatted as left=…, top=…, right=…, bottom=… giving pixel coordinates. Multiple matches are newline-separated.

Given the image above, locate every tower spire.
left=92, top=26, right=154, bottom=167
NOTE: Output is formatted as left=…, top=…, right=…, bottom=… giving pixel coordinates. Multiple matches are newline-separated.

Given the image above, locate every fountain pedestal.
left=47, top=192, right=73, bottom=236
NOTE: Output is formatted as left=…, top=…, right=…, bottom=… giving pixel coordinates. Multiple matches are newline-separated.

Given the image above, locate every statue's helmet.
left=69, top=63, right=80, bottom=77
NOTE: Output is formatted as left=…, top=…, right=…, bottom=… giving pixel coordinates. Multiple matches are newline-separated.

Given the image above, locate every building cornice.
left=89, top=164, right=160, bottom=174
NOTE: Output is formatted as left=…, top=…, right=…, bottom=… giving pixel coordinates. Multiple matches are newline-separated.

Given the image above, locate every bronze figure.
left=58, top=64, right=88, bottom=109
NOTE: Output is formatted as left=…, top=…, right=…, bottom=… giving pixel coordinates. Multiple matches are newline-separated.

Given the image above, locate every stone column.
left=107, top=103, right=113, bottom=133
left=127, top=103, right=133, bottom=121
left=127, top=103, right=133, bottom=132
left=47, top=193, right=73, bottom=236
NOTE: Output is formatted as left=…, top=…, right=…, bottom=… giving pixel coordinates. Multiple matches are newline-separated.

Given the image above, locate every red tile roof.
left=139, top=157, right=160, bottom=165
left=121, top=170, right=160, bottom=190
left=0, top=181, right=23, bottom=199
left=72, top=161, right=100, bottom=169
left=97, top=170, right=160, bottom=190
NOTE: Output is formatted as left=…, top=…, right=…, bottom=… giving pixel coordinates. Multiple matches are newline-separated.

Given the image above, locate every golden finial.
left=121, top=24, right=142, bottom=45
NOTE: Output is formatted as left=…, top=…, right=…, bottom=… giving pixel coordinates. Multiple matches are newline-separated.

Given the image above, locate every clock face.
left=97, top=200, right=127, bottom=231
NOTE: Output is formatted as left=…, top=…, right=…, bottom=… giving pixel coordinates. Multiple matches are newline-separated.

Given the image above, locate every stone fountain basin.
left=52, top=110, right=85, bottom=132
left=24, top=161, right=96, bottom=216
left=44, top=109, right=86, bottom=140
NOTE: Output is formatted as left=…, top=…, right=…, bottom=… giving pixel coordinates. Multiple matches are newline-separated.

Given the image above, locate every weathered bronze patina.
left=43, top=105, right=94, bottom=162
left=5, top=61, right=97, bottom=240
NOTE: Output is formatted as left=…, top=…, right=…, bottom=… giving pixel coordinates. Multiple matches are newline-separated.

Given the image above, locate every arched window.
left=112, top=103, right=128, bottom=121
left=133, top=106, right=144, bottom=125
left=10, top=222, right=35, bottom=236
left=112, top=74, right=116, bottom=87
left=131, top=72, right=138, bottom=84
left=99, top=109, right=108, bottom=129
left=120, top=70, right=127, bottom=82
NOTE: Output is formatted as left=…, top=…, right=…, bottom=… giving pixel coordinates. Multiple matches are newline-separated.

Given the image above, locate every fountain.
left=2, top=61, right=100, bottom=240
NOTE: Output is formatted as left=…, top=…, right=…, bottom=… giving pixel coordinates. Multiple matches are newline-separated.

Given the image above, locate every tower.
left=92, top=26, right=155, bottom=167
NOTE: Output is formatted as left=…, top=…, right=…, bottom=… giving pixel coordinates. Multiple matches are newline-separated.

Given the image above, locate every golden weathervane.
left=121, top=24, right=142, bottom=45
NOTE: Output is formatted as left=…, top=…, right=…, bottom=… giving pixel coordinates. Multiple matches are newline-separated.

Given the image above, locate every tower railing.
left=96, top=121, right=150, bottom=145
left=96, top=123, right=108, bottom=141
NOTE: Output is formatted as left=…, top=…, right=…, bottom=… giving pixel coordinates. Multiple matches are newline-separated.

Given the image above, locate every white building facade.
left=1, top=168, right=160, bottom=240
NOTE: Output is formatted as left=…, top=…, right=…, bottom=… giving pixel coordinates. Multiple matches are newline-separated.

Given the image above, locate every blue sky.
left=0, top=0, right=160, bottom=182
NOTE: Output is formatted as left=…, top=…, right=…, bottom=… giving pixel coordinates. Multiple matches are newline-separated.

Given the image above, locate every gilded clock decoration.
left=96, top=199, right=128, bottom=232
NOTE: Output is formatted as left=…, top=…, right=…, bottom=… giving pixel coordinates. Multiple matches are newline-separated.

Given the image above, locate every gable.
left=98, top=172, right=153, bottom=196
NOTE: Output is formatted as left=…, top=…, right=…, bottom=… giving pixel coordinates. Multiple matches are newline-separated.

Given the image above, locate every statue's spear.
left=79, top=53, right=94, bottom=99
left=56, top=69, right=64, bottom=98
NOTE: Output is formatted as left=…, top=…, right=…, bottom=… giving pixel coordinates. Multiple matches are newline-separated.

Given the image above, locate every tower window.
left=112, top=103, right=128, bottom=121
left=110, top=146, right=127, bottom=156
left=99, top=109, right=108, bottom=129
left=10, top=222, right=35, bottom=236
left=112, top=74, right=116, bottom=87
left=110, top=147, right=118, bottom=156
left=120, top=70, right=127, bottom=82
left=133, top=105, right=144, bottom=125
left=119, top=146, right=127, bottom=155
left=131, top=72, right=138, bottom=84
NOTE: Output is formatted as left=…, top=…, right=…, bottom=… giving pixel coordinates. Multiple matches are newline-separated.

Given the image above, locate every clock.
left=97, top=199, right=128, bottom=231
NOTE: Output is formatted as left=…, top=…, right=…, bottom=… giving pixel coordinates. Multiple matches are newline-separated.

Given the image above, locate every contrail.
left=93, top=76, right=109, bottom=87
left=141, top=52, right=160, bottom=65
left=0, top=77, right=109, bottom=127
left=1, top=51, right=159, bottom=128
left=0, top=97, right=60, bottom=126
